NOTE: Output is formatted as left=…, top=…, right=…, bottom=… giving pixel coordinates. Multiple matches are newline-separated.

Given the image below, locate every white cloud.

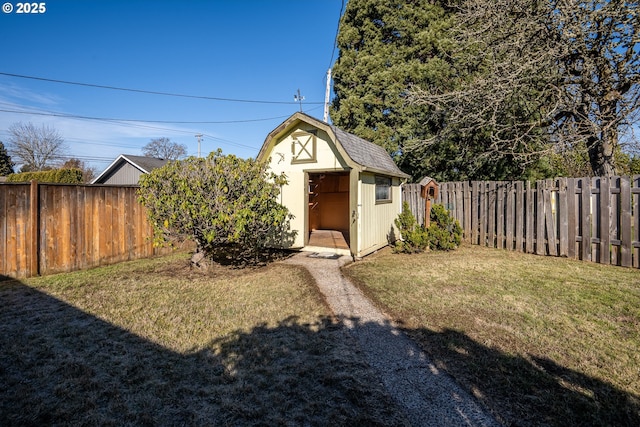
left=0, top=82, right=62, bottom=106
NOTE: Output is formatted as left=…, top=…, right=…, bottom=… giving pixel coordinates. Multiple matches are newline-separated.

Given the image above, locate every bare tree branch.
left=142, top=137, right=187, bottom=160
left=7, top=122, right=68, bottom=171
left=409, top=0, right=639, bottom=176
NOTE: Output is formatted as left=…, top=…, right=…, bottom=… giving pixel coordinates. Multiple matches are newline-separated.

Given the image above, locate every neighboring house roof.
left=91, top=154, right=169, bottom=184
left=122, top=155, right=169, bottom=173
left=259, top=112, right=410, bottom=179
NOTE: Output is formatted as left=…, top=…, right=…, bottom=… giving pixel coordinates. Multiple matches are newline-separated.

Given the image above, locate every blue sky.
left=0, top=0, right=343, bottom=171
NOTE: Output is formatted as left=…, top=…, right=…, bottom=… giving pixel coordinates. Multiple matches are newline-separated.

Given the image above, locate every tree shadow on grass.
left=2, top=277, right=637, bottom=426
left=0, top=279, right=408, bottom=426
left=405, top=327, right=640, bottom=427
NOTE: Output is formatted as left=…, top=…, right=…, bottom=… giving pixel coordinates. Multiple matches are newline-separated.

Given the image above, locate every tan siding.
left=266, top=125, right=351, bottom=249
left=358, top=174, right=402, bottom=256
left=262, top=122, right=404, bottom=256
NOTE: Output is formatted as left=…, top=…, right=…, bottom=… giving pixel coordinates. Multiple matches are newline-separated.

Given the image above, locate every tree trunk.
left=588, top=133, right=616, bottom=176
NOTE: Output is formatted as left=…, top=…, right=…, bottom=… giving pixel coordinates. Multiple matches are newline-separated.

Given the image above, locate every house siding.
left=96, top=162, right=144, bottom=185
left=358, top=173, right=402, bottom=256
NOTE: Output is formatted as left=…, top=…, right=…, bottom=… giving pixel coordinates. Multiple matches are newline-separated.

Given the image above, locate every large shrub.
left=394, top=202, right=462, bottom=253
left=6, top=168, right=83, bottom=183
left=138, top=150, right=294, bottom=265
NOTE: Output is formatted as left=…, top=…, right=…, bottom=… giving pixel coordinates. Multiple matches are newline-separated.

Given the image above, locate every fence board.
left=536, top=184, right=545, bottom=255
left=480, top=182, right=488, bottom=246
left=463, top=181, right=471, bottom=242
left=514, top=181, right=524, bottom=252
left=488, top=182, right=496, bottom=248
left=0, top=183, right=173, bottom=279
left=471, top=181, right=479, bottom=245
left=620, top=176, right=632, bottom=267
left=0, top=184, right=5, bottom=275
left=581, top=178, right=592, bottom=261
left=505, top=182, right=513, bottom=250
left=409, top=175, right=638, bottom=269
left=566, top=178, right=577, bottom=259
left=497, top=183, right=505, bottom=249
left=634, top=176, right=640, bottom=268
left=7, top=187, right=21, bottom=276
left=544, top=184, right=558, bottom=256
left=525, top=181, right=534, bottom=253
left=75, top=186, right=85, bottom=272
left=600, top=177, right=611, bottom=264
left=558, top=178, right=568, bottom=257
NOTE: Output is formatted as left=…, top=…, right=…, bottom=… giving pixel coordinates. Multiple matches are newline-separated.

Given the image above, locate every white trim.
left=91, top=155, right=152, bottom=184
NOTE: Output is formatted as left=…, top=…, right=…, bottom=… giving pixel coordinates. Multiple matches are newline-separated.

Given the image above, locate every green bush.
left=394, top=202, right=430, bottom=253
left=394, top=202, right=462, bottom=253
left=426, top=204, right=463, bottom=250
left=6, top=168, right=83, bottom=183
left=138, top=150, right=294, bottom=266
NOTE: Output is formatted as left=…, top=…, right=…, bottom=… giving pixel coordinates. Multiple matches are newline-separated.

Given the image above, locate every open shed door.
left=308, top=172, right=350, bottom=246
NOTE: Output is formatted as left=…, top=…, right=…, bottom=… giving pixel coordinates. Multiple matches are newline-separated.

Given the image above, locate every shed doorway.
left=307, top=172, right=350, bottom=253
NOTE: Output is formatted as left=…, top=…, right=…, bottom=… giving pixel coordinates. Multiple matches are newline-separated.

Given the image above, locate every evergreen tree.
left=0, top=141, right=15, bottom=176
left=330, top=0, right=458, bottom=181
left=330, top=0, right=546, bottom=181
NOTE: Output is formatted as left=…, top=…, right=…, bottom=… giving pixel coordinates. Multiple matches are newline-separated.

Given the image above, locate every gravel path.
left=284, top=252, right=500, bottom=427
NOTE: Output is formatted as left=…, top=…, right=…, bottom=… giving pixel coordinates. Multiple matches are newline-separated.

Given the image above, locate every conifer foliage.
left=0, top=141, right=14, bottom=176
left=330, top=0, right=456, bottom=180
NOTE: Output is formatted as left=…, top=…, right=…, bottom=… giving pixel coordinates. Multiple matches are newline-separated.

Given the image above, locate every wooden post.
left=425, top=197, right=431, bottom=228
left=420, top=179, right=439, bottom=228
left=29, top=180, right=39, bottom=277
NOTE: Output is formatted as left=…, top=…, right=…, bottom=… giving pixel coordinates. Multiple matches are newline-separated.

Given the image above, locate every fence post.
left=29, top=180, right=39, bottom=277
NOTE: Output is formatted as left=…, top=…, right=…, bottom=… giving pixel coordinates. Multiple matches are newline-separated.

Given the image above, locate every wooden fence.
left=0, top=182, right=172, bottom=279
left=429, top=176, right=640, bottom=268
left=401, top=183, right=427, bottom=226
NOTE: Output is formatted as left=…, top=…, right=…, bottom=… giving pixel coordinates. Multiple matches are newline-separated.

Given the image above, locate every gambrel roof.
left=259, top=112, right=410, bottom=179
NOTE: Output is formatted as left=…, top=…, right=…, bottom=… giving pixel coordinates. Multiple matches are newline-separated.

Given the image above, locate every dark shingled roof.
left=329, top=125, right=409, bottom=178
left=121, top=155, right=169, bottom=173
left=91, top=154, right=169, bottom=184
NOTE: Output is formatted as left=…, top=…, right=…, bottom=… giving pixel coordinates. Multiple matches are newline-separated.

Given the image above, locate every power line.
left=0, top=72, right=324, bottom=105
left=327, top=0, right=345, bottom=69
left=0, top=103, right=324, bottom=153
left=0, top=107, right=294, bottom=124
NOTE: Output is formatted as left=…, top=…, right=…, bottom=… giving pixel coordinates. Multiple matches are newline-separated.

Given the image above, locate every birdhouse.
left=418, top=177, right=439, bottom=227
left=419, top=176, right=439, bottom=200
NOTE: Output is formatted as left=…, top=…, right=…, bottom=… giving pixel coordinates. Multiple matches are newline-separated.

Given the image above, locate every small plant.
left=426, top=204, right=462, bottom=251
left=394, top=202, right=429, bottom=253
left=394, top=202, right=462, bottom=253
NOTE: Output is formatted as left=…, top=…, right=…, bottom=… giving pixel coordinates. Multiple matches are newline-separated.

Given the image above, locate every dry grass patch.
left=1, top=253, right=409, bottom=426
left=343, top=244, right=640, bottom=426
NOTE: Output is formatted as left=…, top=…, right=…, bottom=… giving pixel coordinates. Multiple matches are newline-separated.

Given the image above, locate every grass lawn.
left=0, top=252, right=409, bottom=426
left=343, top=244, right=640, bottom=427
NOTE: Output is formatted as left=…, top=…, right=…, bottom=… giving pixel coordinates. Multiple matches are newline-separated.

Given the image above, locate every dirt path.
left=283, top=252, right=500, bottom=427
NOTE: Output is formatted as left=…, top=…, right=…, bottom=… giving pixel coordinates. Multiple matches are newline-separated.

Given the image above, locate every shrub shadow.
left=405, top=326, right=640, bottom=426
left=0, top=280, right=408, bottom=426
left=2, top=278, right=637, bottom=426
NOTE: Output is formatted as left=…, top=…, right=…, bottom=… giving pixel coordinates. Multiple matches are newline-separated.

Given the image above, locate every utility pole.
left=294, top=89, right=305, bottom=112
left=323, top=68, right=332, bottom=122
left=195, top=134, right=203, bottom=158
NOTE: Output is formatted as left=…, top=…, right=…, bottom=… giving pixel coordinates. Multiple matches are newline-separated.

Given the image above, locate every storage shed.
left=258, top=112, right=410, bottom=258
